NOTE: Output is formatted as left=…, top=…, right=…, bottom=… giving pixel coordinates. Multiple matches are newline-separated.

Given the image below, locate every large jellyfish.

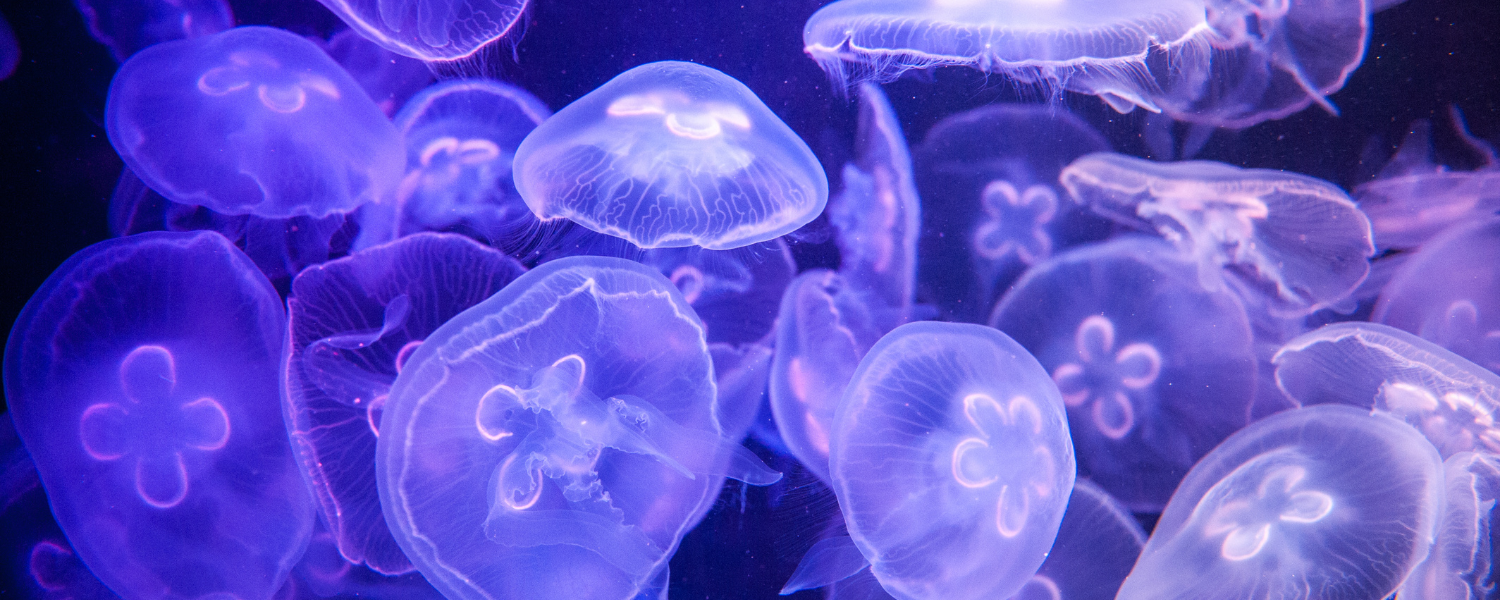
left=74, top=0, right=232, bottom=61
left=105, top=26, right=405, bottom=220
left=513, top=61, right=828, bottom=250
left=990, top=237, right=1257, bottom=511
left=375, top=255, right=781, bottom=600
left=284, top=233, right=526, bottom=575
left=3, top=231, right=314, bottom=600
left=1116, top=405, right=1443, bottom=600
left=1374, top=217, right=1500, bottom=373
left=830, top=322, right=1074, bottom=600
left=1273, top=321, right=1500, bottom=457
left=913, top=104, right=1110, bottom=323
left=312, top=0, right=526, bottom=60
left=1399, top=451, right=1500, bottom=599
left=1061, top=152, right=1374, bottom=317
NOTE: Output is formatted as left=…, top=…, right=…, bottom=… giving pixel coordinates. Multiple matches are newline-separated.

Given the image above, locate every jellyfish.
left=1355, top=116, right=1500, bottom=252
left=323, top=28, right=433, bottom=117
left=375, top=255, right=781, bottom=600
left=283, top=520, right=444, bottom=600
left=74, top=0, right=232, bottom=61
left=105, top=26, right=405, bottom=220
left=990, top=237, right=1256, bottom=511
left=1398, top=451, right=1500, bottom=599
left=311, top=0, right=526, bottom=60
left=284, top=232, right=526, bottom=575
left=1373, top=217, right=1500, bottom=372
left=1116, top=405, right=1443, bottom=600
left=1273, top=321, right=1500, bottom=458
left=512, top=61, right=828, bottom=250
left=1061, top=152, right=1375, bottom=317
left=0, top=10, right=18, bottom=81
left=914, top=104, right=1111, bottom=324
left=3, top=231, right=314, bottom=600
left=1011, top=479, right=1146, bottom=600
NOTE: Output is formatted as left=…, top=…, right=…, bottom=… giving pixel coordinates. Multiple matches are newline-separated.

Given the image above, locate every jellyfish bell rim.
left=311, top=0, right=530, bottom=61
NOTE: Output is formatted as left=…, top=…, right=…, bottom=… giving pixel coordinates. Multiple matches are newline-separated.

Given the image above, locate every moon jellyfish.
left=376, top=255, right=781, bottom=600
left=1399, top=451, right=1500, bottom=600
left=106, top=26, right=405, bottom=219
left=0, top=10, right=20, bottom=81
left=831, top=322, right=1075, bottom=600
left=1011, top=480, right=1146, bottom=600
left=1353, top=116, right=1500, bottom=251
left=324, top=28, right=433, bottom=117
left=312, top=0, right=525, bottom=60
left=1061, top=152, right=1374, bottom=316
left=74, top=0, right=232, bottom=61
left=1273, top=321, right=1500, bottom=458
left=914, top=104, right=1110, bottom=323
left=284, top=232, right=526, bottom=575
left=1374, top=217, right=1500, bottom=373
left=3, top=231, right=314, bottom=600
left=990, top=237, right=1256, bottom=511
left=513, top=61, right=828, bottom=250
left=1116, top=405, right=1443, bottom=600
left=283, top=521, right=444, bottom=600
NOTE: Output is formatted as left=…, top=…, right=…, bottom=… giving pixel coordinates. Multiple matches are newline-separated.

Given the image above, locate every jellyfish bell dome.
left=312, top=0, right=528, bottom=61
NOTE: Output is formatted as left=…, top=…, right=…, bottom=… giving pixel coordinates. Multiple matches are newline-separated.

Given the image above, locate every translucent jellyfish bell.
left=1116, top=405, right=1443, bottom=600
left=990, top=237, right=1257, bottom=511
left=1273, top=322, right=1500, bottom=458
left=1354, top=118, right=1500, bottom=251
left=513, top=61, right=828, bottom=250
left=831, top=322, right=1075, bottom=600
left=105, top=26, right=405, bottom=219
left=1061, top=152, right=1374, bottom=316
left=284, top=233, right=526, bottom=575
left=1374, top=217, right=1500, bottom=372
left=312, top=0, right=525, bottom=60
left=1399, top=451, right=1500, bottom=600
left=1010, top=480, right=1146, bottom=600
left=376, top=255, right=780, bottom=600
left=74, top=0, right=232, bottom=61
left=3, top=231, right=314, bottom=600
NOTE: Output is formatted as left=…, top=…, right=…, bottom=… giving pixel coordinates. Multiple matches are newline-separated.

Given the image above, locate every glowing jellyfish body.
left=1374, top=217, right=1500, bottom=373
left=1273, top=322, right=1500, bottom=458
left=3, top=231, right=314, bottom=600
left=376, top=255, right=780, bottom=600
left=284, top=520, right=444, bottom=600
left=284, top=233, right=526, bottom=575
left=1061, top=152, right=1374, bottom=316
left=312, top=0, right=525, bottom=60
left=1399, top=451, right=1500, bottom=600
left=1010, top=479, right=1146, bottom=600
left=0, top=11, right=15, bottom=81
left=831, top=322, right=1075, bottom=600
left=324, top=29, right=433, bottom=117
left=1354, top=119, right=1500, bottom=251
left=990, top=237, right=1256, bottom=511
left=1117, top=405, right=1443, bottom=600
left=513, top=61, right=828, bottom=250
left=105, top=26, right=405, bottom=220
left=75, top=0, right=233, bottom=61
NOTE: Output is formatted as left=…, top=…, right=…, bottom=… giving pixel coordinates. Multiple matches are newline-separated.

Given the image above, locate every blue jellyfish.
left=1356, top=117, right=1500, bottom=251
left=990, top=237, right=1257, bottom=511
left=105, top=26, right=405, bottom=220
left=1116, top=405, right=1443, bottom=600
left=1011, top=479, right=1146, bottom=600
left=312, top=0, right=526, bottom=60
left=1274, top=322, right=1500, bottom=458
left=513, top=61, right=828, bottom=250
left=1061, top=152, right=1375, bottom=317
left=914, top=104, right=1111, bottom=324
left=284, top=232, right=526, bottom=576
left=1399, top=451, right=1500, bottom=599
left=375, top=255, right=780, bottom=600
left=74, top=0, right=232, bottom=61
left=324, top=28, right=434, bottom=117
left=3, top=231, right=314, bottom=600
left=0, top=10, right=18, bottom=81
left=283, top=521, right=444, bottom=600
left=1374, top=217, right=1500, bottom=373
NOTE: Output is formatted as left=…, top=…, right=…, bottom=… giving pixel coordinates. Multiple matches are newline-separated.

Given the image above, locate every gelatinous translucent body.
left=312, top=0, right=526, bottom=60
left=284, top=233, right=526, bottom=575
left=1117, top=405, right=1443, bottom=600
left=377, top=255, right=779, bottom=600
left=514, top=61, right=828, bottom=250
left=1374, top=218, right=1500, bottom=373
left=75, top=0, right=232, bottom=61
left=284, top=520, right=444, bottom=600
left=1061, top=152, right=1374, bottom=316
left=1011, top=480, right=1145, bottom=600
left=1355, top=119, right=1500, bottom=251
left=991, top=237, right=1256, bottom=511
left=106, top=26, right=405, bottom=219
left=325, top=29, right=433, bottom=116
left=0, top=11, right=16, bottom=81
left=642, top=240, right=796, bottom=346
left=3, top=231, right=313, bottom=600
left=1399, top=451, right=1500, bottom=600
left=832, top=322, right=1075, bottom=600
left=1274, top=322, right=1500, bottom=457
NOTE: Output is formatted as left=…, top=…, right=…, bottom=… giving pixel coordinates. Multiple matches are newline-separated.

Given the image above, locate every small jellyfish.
left=284, top=232, right=526, bottom=575
left=513, top=61, right=828, bottom=250
left=376, top=255, right=780, bottom=600
left=1011, top=480, right=1146, bottom=600
left=106, top=26, right=405, bottom=220
left=1116, top=405, right=1443, bottom=600
left=1398, top=451, right=1500, bottom=600
left=74, top=0, right=233, bottom=61
left=991, top=237, right=1257, bottom=511
left=1273, top=321, right=1500, bottom=458
left=641, top=240, right=796, bottom=346
left=312, top=0, right=526, bottom=60
left=1354, top=116, right=1500, bottom=251
left=324, top=28, right=433, bottom=117
left=1061, top=152, right=1375, bottom=317
left=3, top=231, right=313, bottom=600
left=831, top=322, right=1075, bottom=600
left=1374, top=217, right=1500, bottom=372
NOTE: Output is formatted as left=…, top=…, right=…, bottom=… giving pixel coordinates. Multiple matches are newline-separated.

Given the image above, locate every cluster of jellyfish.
left=1, top=0, right=1498, bottom=599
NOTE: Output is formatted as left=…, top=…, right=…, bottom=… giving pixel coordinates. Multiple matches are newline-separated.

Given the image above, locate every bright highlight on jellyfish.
left=376, top=255, right=780, bottom=600
left=312, top=0, right=526, bottom=60
left=1273, top=321, right=1500, bottom=457
left=991, top=237, right=1256, bottom=511
left=74, top=0, right=233, bottom=61
left=830, top=322, right=1074, bottom=600
left=284, top=233, right=525, bottom=575
left=513, top=61, right=828, bottom=250
left=1399, top=451, right=1500, bottom=600
left=3, top=231, right=313, bottom=600
left=1117, top=405, right=1443, bottom=600
left=972, top=181, right=1058, bottom=265
left=1061, top=152, right=1374, bottom=316
left=1374, top=217, right=1500, bottom=372
left=106, top=26, right=405, bottom=219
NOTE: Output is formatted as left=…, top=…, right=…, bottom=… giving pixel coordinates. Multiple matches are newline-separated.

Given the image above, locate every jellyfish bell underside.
left=312, top=0, right=528, bottom=61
